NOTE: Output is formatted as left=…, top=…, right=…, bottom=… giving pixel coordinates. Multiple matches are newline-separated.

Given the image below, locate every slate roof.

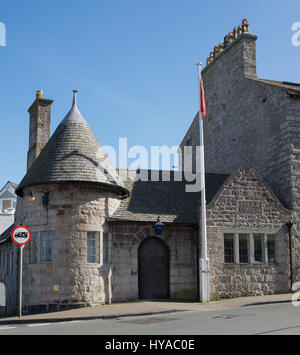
left=108, top=170, right=229, bottom=225
left=253, top=78, right=300, bottom=92
left=0, top=181, right=17, bottom=196
left=16, top=92, right=129, bottom=198
left=0, top=223, right=15, bottom=245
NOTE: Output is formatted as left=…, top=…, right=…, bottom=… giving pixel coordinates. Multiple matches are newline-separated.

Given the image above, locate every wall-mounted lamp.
left=28, top=192, right=36, bottom=202
left=154, top=217, right=164, bottom=236
left=27, top=191, right=49, bottom=207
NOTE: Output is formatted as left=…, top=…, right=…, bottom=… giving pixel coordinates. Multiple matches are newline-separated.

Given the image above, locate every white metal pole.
left=18, top=245, right=24, bottom=318
left=196, top=62, right=210, bottom=303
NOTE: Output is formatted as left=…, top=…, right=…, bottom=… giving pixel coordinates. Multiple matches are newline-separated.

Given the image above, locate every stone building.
left=0, top=20, right=298, bottom=315
left=180, top=19, right=300, bottom=285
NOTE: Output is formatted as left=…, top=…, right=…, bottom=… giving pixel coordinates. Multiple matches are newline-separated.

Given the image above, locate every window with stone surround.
left=224, top=234, right=234, bottom=263
left=223, top=233, right=277, bottom=265
left=87, top=232, right=100, bottom=264
left=29, top=232, right=38, bottom=264
left=254, top=234, right=265, bottom=263
left=267, top=235, right=276, bottom=264
left=40, top=232, right=53, bottom=264
left=239, top=234, right=249, bottom=264
left=103, top=232, right=109, bottom=264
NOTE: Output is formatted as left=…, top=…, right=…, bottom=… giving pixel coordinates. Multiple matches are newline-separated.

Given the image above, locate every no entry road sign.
left=11, top=226, right=31, bottom=246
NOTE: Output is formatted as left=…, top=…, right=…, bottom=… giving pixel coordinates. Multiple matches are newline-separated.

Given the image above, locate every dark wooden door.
left=138, top=237, right=170, bottom=300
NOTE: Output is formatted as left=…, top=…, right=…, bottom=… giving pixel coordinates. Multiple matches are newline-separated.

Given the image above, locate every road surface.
left=0, top=302, right=299, bottom=335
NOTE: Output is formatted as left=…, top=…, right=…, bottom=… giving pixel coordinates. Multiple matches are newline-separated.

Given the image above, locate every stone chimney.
left=27, top=90, right=54, bottom=171
left=203, top=19, right=257, bottom=79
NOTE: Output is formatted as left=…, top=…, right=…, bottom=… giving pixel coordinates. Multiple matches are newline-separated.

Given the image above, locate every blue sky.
left=0, top=0, right=300, bottom=188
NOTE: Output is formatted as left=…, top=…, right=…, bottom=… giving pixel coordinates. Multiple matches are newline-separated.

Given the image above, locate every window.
left=29, top=232, right=38, bottom=265
left=40, top=232, right=53, bottom=264
left=103, top=232, right=109, bottom=264
left=254, top=234, right=264, bottom=263
left=87, top=232, right=100, bottom=264
left=267, top=235, right=276, bottom=263
left=7, top=252, right=13, bottom=276
left=239, top=234, right=249, bottom=263
left=224, top=234, right=234, bottom=263
left=2, top=200, right=11, bottom=212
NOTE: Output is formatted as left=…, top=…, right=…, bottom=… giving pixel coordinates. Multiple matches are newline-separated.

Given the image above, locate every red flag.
left=200, top=79, right=206, bottom=119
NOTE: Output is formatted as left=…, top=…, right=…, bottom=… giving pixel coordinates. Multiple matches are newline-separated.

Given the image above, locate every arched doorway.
left=138, top=237, right=170, bottom=300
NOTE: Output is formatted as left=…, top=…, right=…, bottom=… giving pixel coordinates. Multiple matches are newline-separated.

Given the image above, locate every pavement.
left=0, top=293, right=293, bottom=326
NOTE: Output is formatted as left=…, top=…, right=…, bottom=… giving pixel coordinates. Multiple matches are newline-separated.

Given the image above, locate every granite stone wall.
left=10, top=183, right=198, bottom=310
left=18, top=183, right=121, bottom=312
left=110, top=224, right=198, bottom=302
left=180, top=30, right=300, bottom=292
left=206, top=168, right=292, bottom=300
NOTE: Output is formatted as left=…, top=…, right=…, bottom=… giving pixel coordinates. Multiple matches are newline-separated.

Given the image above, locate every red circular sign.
left=11, top=226, right=31, bottom=246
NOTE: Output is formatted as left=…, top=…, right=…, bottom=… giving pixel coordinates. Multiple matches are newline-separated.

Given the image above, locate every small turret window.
left=40, top=232, right=53, bottom=264
left=87, top=232, right=100, bottom=264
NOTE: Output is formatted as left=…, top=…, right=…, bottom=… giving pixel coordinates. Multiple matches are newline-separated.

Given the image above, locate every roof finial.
left=72, top=90, right=78, bottom=107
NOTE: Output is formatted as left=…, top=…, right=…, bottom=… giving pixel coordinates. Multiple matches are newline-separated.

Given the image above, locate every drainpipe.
left=286, top=221, right=294, bottom=291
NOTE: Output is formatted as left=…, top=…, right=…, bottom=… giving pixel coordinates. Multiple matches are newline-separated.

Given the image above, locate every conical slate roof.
left=16, top=91, right=129, bottom=198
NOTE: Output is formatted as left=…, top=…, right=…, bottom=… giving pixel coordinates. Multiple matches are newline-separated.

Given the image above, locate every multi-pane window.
left=103, top=232, right=109, bottom=265
left=267, top=235, right=276, bottom=263
left=239, top=234, right=249, bottom=264
left=224, top=234, right=234, bottom=263
left=253, top=234, right=264, bottom=263
left=40, top=232, right=53, bottom=264
left=223, top=233, right=277, bottom=265
left=29, top=232, right=38, bottom=264
left=87, top=232, right=100, bottom=264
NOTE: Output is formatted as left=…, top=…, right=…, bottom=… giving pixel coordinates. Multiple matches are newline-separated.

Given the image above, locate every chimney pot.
left=237, top=25, right=243, bottom=36
left=242, top=19, right=249, bottom=33
left=214, top=46, right=220, bottom=58
left=228, top=32, right=235, bottom=43
left=36, top=90, right=44, bottom=99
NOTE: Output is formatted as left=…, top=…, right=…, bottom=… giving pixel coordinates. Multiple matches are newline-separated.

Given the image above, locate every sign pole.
left=18, top=245, right=24, bottom=318
left=11, top=226, right=31, bottom=318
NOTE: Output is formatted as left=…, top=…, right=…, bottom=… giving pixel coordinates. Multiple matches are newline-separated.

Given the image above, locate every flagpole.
left=196, top=62, right=210, bottom=303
